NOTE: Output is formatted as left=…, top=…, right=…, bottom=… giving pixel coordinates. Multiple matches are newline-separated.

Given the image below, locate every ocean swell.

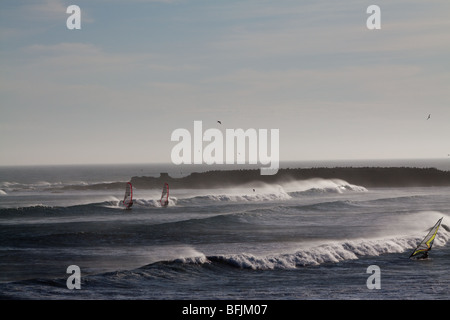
left=151, top=226, right=450, bottom=270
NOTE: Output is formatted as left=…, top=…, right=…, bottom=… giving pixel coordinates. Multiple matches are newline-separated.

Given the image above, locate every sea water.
left=0, top=160, right=449, bottom=300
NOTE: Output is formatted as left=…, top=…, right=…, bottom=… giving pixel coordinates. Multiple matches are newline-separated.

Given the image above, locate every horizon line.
left=0, top=157, right=448, bottom=168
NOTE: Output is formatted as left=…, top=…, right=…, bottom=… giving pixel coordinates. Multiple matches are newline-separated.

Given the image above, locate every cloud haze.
left=0, top=0, right=449, bottom=165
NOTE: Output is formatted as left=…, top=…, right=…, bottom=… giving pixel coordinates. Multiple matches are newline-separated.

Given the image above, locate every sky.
left=0, top=0, right=449, bottom=166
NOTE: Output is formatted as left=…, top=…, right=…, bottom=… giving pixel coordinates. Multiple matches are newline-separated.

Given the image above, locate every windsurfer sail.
left=409, top=217, right=443, bottom=259
left=160, top=183, right=169, bottom=207
left=123, top=182, right=133, bottom=209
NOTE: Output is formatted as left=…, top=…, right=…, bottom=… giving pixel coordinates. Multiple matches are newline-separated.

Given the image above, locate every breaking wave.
left=147, top=227, right=450, bottom=270
left=284, top=178, right=368, bottom=196
left=131, top=179, right=367, bottom=207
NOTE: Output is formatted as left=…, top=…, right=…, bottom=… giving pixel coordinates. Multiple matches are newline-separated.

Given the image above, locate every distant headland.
left=61, top=167, right=450, bottom=190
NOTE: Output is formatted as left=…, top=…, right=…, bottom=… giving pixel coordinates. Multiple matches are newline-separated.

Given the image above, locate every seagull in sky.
left=217, top=120, right=222, bottom=124
left=427, top=114, right=431, bottom=120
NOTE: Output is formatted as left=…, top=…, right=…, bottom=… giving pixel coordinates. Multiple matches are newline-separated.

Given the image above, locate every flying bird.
left=427, top=114, right=431, bottom=120
left=217, top=120, right=222, bottom=124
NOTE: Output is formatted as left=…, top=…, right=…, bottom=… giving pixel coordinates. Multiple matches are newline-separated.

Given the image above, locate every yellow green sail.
left=409, top=217, right=443, bottom=259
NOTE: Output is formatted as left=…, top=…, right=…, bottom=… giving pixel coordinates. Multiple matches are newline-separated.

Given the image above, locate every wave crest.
left=155, top=226, right=450, bottom=270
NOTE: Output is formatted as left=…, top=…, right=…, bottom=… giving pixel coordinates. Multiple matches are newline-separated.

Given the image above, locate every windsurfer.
left=161, top=183, right=169, bottom=207
left=409, top=217, right=443, bottom=260
left=123, top=182, right=133, bottom=210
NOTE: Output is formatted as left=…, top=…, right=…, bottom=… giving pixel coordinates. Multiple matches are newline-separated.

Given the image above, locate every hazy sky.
left=1, top=0, right=449, bottom=166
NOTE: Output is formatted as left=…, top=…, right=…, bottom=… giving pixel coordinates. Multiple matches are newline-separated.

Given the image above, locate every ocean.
left=0, top=159, right=449, bottom=303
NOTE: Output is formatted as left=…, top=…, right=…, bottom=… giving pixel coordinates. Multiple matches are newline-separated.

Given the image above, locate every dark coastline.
left=60, top=167, right=450, bottom=190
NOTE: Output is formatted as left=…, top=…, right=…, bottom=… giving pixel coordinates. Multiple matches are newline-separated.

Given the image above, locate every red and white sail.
left=123, top=182, right=133, bottom=208
left=160, top=183, right=169, bottom=207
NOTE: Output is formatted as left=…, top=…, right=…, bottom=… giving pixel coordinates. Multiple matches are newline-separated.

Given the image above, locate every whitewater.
left=0, top=163, right=449, bottom=300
